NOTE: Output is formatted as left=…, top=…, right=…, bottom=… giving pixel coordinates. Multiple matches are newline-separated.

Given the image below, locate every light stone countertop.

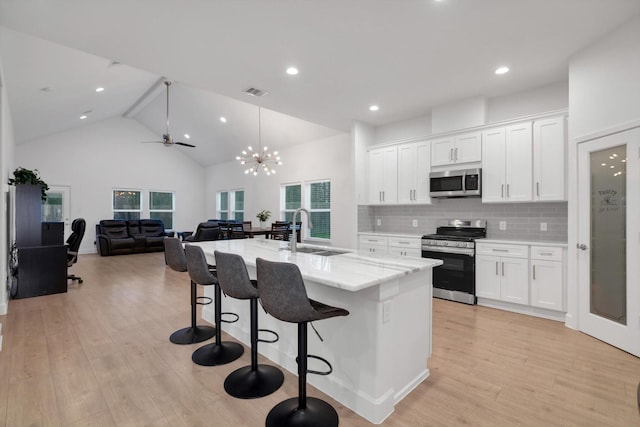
left=479, top=239, right=568, bottom=247
left=189, top=238, right=442, bottom=292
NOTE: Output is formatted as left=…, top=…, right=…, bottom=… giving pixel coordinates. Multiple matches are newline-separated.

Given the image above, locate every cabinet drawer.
left=359, top=235, right=388, bottom=247
left=476, top=243, right=528, bottom=258
left=388, top=237, right=421, bottom=249
left=388, top=247, right=421, bottom=258
left=530, top=246, right=563, bottom=261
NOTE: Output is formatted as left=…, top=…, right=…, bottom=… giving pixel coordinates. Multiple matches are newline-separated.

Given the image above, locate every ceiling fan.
left=142, top=81, right=195, bottom=148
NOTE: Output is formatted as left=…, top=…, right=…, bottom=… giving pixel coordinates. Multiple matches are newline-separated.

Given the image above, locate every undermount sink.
left=281, top=246, right=349, bottom=256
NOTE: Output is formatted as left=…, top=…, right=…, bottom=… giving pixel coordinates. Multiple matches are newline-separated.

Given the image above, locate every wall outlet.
left=376, top=218, right=382, bottom=226
left=499, top=221, right=507, bottom=231
left=382, top=301, right=391, bottom=323
left=412, top=219, right=418, bottom=227
left=540, top=222, right=547, bottom=231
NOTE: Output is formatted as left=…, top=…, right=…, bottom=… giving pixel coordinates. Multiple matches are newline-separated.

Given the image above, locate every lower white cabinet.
left=530, top=246, right=564, bottom=311
left=476, top=243, right=529, bottom=305
left=476, top=241, right=566, bottom=315
left=358, top=234, right=388, bottom=255
left=359, top=233, right=421, bottom=258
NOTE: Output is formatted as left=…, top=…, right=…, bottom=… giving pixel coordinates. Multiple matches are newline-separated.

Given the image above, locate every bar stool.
left=164, top=237, right=215, bottom=344
left=256, top=257, right=349, bottom=427
left=214, top=250, right=284, bottom=398
left=185, top=244, right=244, bottom=366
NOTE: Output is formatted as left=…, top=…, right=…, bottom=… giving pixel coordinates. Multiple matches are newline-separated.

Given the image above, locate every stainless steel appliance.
left=429, top=168, right=481, bottom=198
left=421, top=219, right=486, bottom=304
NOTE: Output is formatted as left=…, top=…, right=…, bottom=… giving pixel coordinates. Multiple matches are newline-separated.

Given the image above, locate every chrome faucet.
left=290, top=208, right=313, bottom=254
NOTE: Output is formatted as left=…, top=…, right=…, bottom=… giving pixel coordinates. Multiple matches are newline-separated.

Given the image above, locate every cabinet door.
left=475, top=255, right=501, bottom=299
left=369, top=147, right=397, bottom=204
left=431, top=137, right=454, bottom=166
left=369, top=149, right=385, bottom=203
left=504, top=122, right=533, bottom=202
left=359, top=244, right=388, bottom=255
left=531, top=260, right=564, bottom=311
left=454, top=131, right=482, bottom=164
left=397, top=143, right=417, bottom=203
left=533, top=117, right=566, bottom=201
left=414, top=140, right=431, bottom=203
left=481, top=128, right=506, bottom=203
left=501, top=257, right=529, bottom=305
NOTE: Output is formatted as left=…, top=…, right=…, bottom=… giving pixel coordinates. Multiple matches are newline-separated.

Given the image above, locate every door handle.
left=536, top=182, right=540, bottom=197
left=501, top=184, right=504, bottom=198
left=495, top=261, right=499, bottom=275
left=501, top=262, right=505, bottom=276
left=506, top=184, right=510, bottom=198
left=454, top=147, right=458, bottom=161
left=532, top=265, right=536, bottom=280
left=450, top=148, right=454, bottom=161
left=577, top=243, right=588, bottom=251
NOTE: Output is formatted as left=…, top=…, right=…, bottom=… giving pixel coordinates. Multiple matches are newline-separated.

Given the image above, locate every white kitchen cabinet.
left=358, top=234, right=388, bottom=255
left=368, top=146, right=398, bottom=204
left=397, top=140, right=431, bottom=204
left=431, top=131, right=481, bottom=167
left=533, top=116, right=566, bottom=201
left=481, top=122, right=533, bottom=203
left=530, top=246, right=564, bottom=311
left=476, top=243, right=529, bottom=305
left=388, top=236, right=422, bottom=258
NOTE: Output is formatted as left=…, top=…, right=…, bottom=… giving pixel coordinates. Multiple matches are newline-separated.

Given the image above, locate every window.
left=231, top=190, right=244, bottom=221
left=217, top=189, right=244, bottom=221
left=217, top=191, right=229, bottom=220
left=150, top=191, right=175, bottom=230
left=281, top=184, right=302, bottom=222
left=113, top=189, right=142, bottom=220
left=280, top=181, right=331, bottom=241
left=307, top=181, right=331, bottom=240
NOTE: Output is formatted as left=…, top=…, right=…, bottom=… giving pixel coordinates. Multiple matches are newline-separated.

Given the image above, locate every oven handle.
left=422, top=246, right=474, bottom=256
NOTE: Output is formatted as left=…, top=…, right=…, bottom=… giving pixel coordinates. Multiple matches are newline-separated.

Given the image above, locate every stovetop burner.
left=421, top=219, right=487, bottom=243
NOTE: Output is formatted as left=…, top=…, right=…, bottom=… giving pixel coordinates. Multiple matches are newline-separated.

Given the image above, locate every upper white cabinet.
left=482, top=122, right=533, bottom=203
left=533, top=116, right=566, bottom=201
left=431, top=131, right=482, bottom=167
left=368, top=146, right=398, bottom=204
left=397, top=140, right=431, bottom=204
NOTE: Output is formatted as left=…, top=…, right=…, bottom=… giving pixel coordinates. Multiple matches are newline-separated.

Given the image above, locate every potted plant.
left=256, top=209, right=271, bottom=228
left=8, top=167, right=49, bottom=201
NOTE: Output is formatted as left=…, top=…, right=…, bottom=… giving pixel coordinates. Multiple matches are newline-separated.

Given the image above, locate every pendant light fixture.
left=236, top=107, right=282, bottom=176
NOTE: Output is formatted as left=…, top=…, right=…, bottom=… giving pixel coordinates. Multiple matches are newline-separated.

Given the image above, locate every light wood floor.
left=0, top=252, right=638, bottom=426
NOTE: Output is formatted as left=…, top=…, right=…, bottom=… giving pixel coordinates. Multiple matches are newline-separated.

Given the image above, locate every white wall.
left=0, top=55, right=15, bottom=315
left=15, top=117, right=207, bottom=254
left=569, top=14, right=640, bottom=140
left=565, top=13, right=640, bottom=330
left=205, top=132, right=355, bottom=249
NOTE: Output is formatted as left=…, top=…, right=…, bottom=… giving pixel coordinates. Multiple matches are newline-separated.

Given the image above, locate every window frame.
left=305, top=180, right=331, bottom=241
left=149, top=190, right=175, bottom=231
left=280, top=180, right=331, bottom=242
left=112, top=188, right=143, bottom=221
left=217, top=189, right=245, bottom=221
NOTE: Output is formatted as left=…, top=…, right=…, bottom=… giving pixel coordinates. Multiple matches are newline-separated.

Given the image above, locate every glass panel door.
left=43, top=185, right=71, bottom=240
left=578, top=128, right=640, bottom=357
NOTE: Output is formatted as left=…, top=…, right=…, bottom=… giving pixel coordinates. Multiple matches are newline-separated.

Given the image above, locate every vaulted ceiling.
left=1, top=0, right=639, bottom=166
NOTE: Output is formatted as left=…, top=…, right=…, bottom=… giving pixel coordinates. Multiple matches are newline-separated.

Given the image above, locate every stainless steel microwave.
left=429, top=168, right=482, bottom=198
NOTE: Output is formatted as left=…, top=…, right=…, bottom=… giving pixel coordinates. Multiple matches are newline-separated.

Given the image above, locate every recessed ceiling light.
left=495, top=66, right=510, bottom=75
left=95, top=87, right=105, bottom=92
left=79, top=110, right=92, bottom=120
left=220, top=117, right=227, bottom=123
left=369, top=105, right=379, bottom=112
left=286, top=67, right=299, bottom=75
left=184, top=134, right=190, bottom=139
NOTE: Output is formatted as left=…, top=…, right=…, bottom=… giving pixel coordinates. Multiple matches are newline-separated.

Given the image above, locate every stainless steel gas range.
left=421, top=219, right=487, bottom=305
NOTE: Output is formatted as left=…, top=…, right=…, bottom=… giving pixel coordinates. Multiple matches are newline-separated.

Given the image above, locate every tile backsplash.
left=358, top=199, right=568, bottom=242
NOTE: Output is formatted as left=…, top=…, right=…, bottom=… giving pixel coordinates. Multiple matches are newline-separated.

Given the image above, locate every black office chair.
left=66, top=218, right=86, bottom=284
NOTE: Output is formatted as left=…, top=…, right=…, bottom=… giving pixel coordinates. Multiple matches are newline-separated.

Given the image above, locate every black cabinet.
left=11, top=184, right=67, bottom=299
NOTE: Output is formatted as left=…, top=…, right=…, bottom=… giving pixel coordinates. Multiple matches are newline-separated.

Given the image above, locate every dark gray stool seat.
left=164, top=237, right=215, bottom=344
left=185, top=244, right=244, bottom=366
left=214, top=250, right=284, bottom=399
left=256, top=257, right=349, bottom=427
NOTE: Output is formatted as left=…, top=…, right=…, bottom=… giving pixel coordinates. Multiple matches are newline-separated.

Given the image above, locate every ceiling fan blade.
left=174, top=141, right=196, bottom=148
left=140, top=141, right=164, bottom=144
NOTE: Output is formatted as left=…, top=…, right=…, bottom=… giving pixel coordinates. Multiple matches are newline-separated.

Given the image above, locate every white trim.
left=574, top=119, right=640, bottom=144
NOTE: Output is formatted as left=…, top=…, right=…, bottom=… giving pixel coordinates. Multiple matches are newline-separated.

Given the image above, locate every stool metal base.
left=266, top=397, right=338, bottom=427
left=224, top=364, right=284, bottom=399
left=169, top=325, right=216, bottom=345
left=192, top=341, right=244, bottom=366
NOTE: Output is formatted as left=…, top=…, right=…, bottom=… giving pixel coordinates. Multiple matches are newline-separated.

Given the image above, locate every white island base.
left=192, top=239, right=440, bottom=424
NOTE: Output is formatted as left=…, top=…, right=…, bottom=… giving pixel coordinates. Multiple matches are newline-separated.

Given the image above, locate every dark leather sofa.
left=96, top=219, right=174, bottom=256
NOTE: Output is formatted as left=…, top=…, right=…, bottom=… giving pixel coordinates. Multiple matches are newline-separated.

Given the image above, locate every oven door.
left=422, top=247, right=476, bottom=304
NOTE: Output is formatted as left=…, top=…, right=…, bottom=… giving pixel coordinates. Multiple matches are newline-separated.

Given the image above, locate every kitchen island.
left=189, top=239, right=442, bottom=424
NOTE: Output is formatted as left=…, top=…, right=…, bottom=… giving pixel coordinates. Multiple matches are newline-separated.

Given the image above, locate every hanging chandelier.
left=236, top=107, right=282, bottom=176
